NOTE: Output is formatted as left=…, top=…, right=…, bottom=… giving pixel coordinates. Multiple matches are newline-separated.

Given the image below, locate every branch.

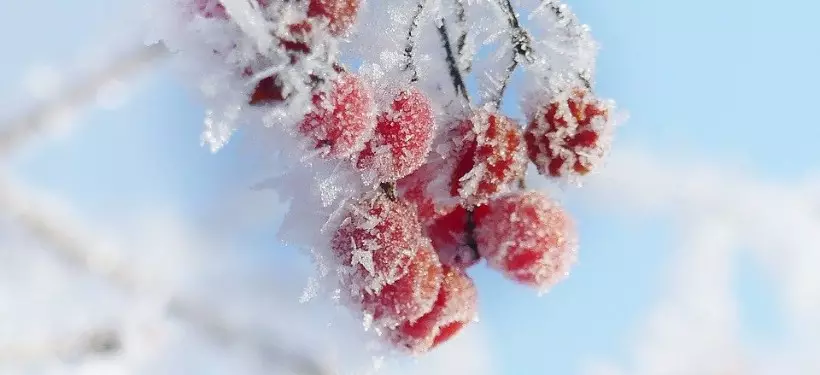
left=454, top=0, right=471, bottom=73
left=492, top=0, right=534, bottom=107
left=538, top=0, right=592, bottom=88
left=403, top=0, right=427, bottom=82
left=436, top=18, right=470, bottom=104
left=0, top=42, right=169, bottom=157
left=0, top=177, right=330, bottom=375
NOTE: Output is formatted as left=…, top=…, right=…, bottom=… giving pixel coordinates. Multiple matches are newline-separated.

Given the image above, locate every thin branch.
left=454, top=0, right=471, bottom=73
left=436, top=18, right=470, bottom=104
left=492, top=0, right=534, bottom=107
left=0, top=42, right=169, bottom=157
left=403, top=0, right=427, bottom=82
left=538, top=0, right=592, bottom=88
left=0, top=177, right=330, bottom=375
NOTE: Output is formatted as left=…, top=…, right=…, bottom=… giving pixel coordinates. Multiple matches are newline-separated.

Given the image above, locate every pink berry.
left=356, top=88, right=435, bottom=182
left=426, top=205, right=489, bottom=269
left=307, top=0, right=360, bottom=35
left=524, top=89, right=612, bottom=178
left=389, top=265, right=478, bottom=354
left=331, top=196, right=440, bottom=326
left=474, top=191, right=577, bottom=292
left=299, top=73, right=374, bottom=158
left=448, top=110, right=527, bottom=207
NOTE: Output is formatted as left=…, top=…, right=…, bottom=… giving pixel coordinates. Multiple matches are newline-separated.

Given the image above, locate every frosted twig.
left=536, top=0, right=592, bottom=88
left=0, top=328, right=121, bottom=363
left=454, top=0, right=470, bottom=73
left=492, top=0, right=533, bottom=107
left=436, top=18, right=471, bottom=104
left=0, top=43, right=169, bottom=157
left=0, top=177, right=331, bottom=375
left=403, top=0, right=427, bottom=82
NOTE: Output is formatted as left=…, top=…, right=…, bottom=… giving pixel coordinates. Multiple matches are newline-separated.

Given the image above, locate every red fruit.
left=449, top=110, right=527, bottom=206
left=361, top=246, right=442, bottom=327
left=426, top=205, right=489, bottom=269
left=396, top=159, right=458, bottom=226
left=299, top=73, right=374, bottom=158
left=474, top=191, right=577, bottom=293
left=524, top=89, right=612, bottom=178
left=307, top=0, right=360, bottom=35
left=356, top=88, right=435, bottom=182
left=389, top=265, right=478, bottom=354
left=331, top=196, right=440, bottom=326
left=249, top=75, right=286, bottom=105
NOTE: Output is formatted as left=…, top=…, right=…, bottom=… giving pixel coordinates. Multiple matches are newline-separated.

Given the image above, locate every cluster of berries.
left=191, top=0, right=614, bottom=355
left=328, top=92, right=612, bottom=353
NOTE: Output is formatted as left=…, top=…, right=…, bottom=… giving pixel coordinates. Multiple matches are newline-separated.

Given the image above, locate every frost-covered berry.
left=396, top=159, right=458, bottom=226
left=524, top=89, right=613, bottom=178
left=426, top=205, right=489, bottom=269
left=361, top=245, right=442, bottom=327
left=356, top=88, right=435, bottom=182
left=331, top=196, right=439, bottom=326
left=307, top=0, right=360, bottom=35
left=389, top=265, right=478, bottom=354
left=475, top=191, right=577, bottom=293
left=299, top=73, right=375, bottom=158
left=449, top=110, right=527, bottom=206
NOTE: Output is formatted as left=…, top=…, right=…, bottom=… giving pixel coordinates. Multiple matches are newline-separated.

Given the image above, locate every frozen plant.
left=151, top=0, right=621, bottom=356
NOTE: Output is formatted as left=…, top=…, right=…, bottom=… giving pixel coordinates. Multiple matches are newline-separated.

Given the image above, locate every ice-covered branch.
left=0, top=43, right=169, bottom=157
left=0, top=177, right=331, bottom=375
left=403, top=0, right=428, bottom=82
left=492, top=0, right=534, bottom=107
left=454, top=0, right=470, bottom=73
left=436, top=18, right=470, bottom=104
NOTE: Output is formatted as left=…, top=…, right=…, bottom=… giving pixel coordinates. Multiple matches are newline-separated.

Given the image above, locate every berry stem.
left=464, top=208, right=480, bottom=261
left=404, top=0, right=427, bottom=82
left=538, top=0, right=592, bottom=89
left=454, top=0, right=471, bottom=73
left=380, top=182, right=398, bottom=202
left=492, top=0, right=533, bottom=108
left=436, top=18, right=471, bottom=104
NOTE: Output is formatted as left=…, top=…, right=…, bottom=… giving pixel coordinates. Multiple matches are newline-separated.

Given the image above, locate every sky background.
left=1, top=0, right=819, bottom=374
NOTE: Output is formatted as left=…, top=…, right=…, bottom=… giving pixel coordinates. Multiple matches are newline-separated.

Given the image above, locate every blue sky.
left=2, top=0, right=819, bottom=374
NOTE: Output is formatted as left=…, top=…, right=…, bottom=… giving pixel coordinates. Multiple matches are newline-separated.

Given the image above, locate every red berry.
left=356, top=88, right=435, bottom=182
left=389, top=265, right=478, bottom=354
left=449, top=110, right=527, bottom=206
left=307, top=0, right=360, bottom=35
left=331, top=196, right=440, bottom=326
left=426, top=205, right=489, bottom=269
left=299, top=73, right=374, bottom=158
left=249, top=74, right=286, bottom=105
left=524, top=89, right=612, bottom=178
left=361, top=245, right=442, bottom=327
left=396, top=159, right=458, bottom=226
left=474, top=191, right=577, bottom=293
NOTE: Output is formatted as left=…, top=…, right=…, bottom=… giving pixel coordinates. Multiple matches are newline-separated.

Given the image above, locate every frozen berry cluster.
left=186, top=0, right=617, bottom=356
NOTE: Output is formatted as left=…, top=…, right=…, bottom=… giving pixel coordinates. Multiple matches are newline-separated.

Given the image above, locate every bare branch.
left=436, top=18, right=470, bottom=104
left=0, top=42, right=169, bottom=157
left=403, top=0, right=427, bottom=82
left=0, top=177, right=330, bottom=375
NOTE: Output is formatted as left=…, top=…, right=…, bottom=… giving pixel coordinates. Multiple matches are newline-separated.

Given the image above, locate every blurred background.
left=1, top=0, right=819, bottom=374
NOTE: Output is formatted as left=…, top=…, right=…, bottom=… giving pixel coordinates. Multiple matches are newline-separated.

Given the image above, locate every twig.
left=454, top=0, right=471, bottom=73
left=538, top=0, right=592, bottom=88
left=436, top=18, right=470, bottom=104
left=492, top=0, right=533, bottom=107
left=0, top=177, right=330, bottom=375
left=0, top=43, right=169, bottom=157
left=403, top=0, right=427, bottom=82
